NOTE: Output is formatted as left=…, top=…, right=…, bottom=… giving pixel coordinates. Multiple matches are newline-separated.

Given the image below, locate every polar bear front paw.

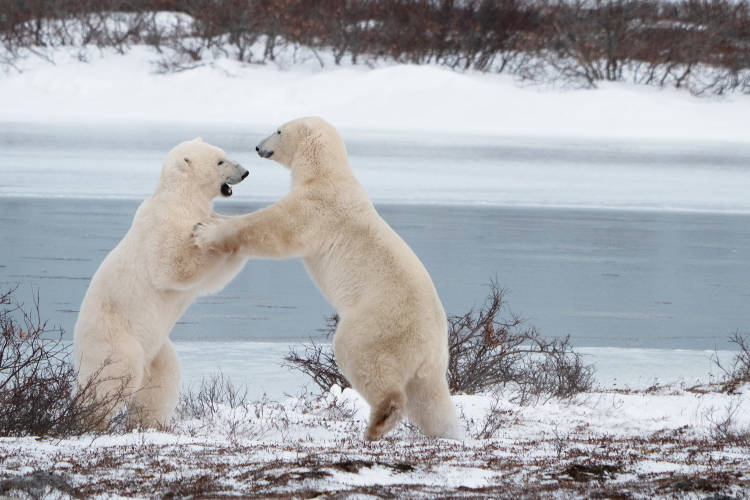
left=192, top=220, right=227, bottom=252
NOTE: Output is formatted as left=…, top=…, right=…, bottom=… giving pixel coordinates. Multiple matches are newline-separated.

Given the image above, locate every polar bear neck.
left=290, top=136, right=351, bottom=189
left=153, top=176, right=214, bottom=216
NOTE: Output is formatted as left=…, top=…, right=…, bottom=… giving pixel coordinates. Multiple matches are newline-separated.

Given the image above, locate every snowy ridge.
left=1, top=44, right=750, bottom=143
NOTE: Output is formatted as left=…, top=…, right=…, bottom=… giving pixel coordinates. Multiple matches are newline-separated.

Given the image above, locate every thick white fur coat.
left=196, top=118, right=461, bottom=440
left=74, top=139, right=247, bottom=428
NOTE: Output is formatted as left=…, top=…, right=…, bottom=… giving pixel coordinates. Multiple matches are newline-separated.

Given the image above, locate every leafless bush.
left=471, top=393, right=518, bottom=439
left=447, top=280, right=593, bottom=400
left=712, top=331, right=750, bottom=393
left=551, top=425, right=569, bottom=458
left=527, top=0, right=750, bottom=93
left=176, top=371, right=249, bottom=421
left=284, top=315, right=350, bottom=394
left=0, top=287, right=128, bottom=437
left=176, top=372, right=290, bottom=440
left=285, top=280, right=594, bottom=403
left=706, top=399, right=750, bottom=446
left=1, top=0, right=748, bottom=94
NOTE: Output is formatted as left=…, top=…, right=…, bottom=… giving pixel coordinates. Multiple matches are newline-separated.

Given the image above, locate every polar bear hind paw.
left=364, top=390, right=406, bottom=441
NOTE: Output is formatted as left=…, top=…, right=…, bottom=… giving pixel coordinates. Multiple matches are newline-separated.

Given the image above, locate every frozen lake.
left=2, top=197, right=749, bottom=351
left=2, top=121, right=750, bottom=211
left=1, top=122, right=749, bottom=392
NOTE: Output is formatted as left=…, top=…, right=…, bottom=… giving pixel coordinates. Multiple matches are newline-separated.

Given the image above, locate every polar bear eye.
left=217, top=160, right=224, bottom=165
left=277, top=130, right=281, bottom=135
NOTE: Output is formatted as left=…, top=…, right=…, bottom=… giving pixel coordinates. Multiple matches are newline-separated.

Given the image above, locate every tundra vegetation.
left=1, top=284, right=748, bottom=497
left=1, top=0, right=748, bottom=95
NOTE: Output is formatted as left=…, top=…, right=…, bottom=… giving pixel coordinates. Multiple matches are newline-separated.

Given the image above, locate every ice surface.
left=2, top=122, right=750, bottom=212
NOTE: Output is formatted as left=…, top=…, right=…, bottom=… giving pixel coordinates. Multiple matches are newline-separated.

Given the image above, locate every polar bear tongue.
left=220, top=183, right=232, bottom=197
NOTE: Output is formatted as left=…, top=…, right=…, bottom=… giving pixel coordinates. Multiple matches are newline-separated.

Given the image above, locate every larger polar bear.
left=74, top=138, right=248, bottom=429
left=194, top=117, right=461, bottom=441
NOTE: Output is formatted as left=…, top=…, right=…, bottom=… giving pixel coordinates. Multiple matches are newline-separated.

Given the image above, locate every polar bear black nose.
left=255, top=146, right=260, bottom=152
left=241, top=171, right=249, bottom=180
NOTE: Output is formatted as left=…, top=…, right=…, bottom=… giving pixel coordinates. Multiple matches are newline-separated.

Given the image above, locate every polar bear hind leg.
left=127, top=341, right=180, bottom=429
left=333, top=321, right=408, bottom=441
left=364, top=389, right=407, bottom=441
left=76, top=335, right=145, bottom=430
left=405, top=367, right=463, bottom=440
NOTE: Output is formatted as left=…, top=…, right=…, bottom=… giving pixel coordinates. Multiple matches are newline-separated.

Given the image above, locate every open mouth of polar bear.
left=220, top=170, right=249, bottom=197
left=221, top=167, right=249, bottom=197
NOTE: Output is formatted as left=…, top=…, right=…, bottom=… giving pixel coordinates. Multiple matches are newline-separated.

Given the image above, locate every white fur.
left=73, top=138, right=247, bottom=429
left=195, top=117, right=462, bottom=440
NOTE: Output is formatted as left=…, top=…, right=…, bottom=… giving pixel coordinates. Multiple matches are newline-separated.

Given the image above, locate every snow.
left=173, top=341, right=741, bottom=400
left=2, top=26, right=750, bottom=498
left=1, top=44, right=749, bottom=143
left=2, top=42, right=750, bottom=212
left=2, top=383, right=749, bottom=497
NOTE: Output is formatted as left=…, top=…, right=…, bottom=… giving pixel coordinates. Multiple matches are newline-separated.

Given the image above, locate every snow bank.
left=1, top=45, right=750, bottom=143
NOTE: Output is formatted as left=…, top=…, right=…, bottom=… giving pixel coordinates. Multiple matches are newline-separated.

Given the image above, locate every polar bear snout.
left=224, top=162, right=248, bottom=185
left=219, top=160, right=249, bottom=197
left=256, top=145, right=274, bottom=159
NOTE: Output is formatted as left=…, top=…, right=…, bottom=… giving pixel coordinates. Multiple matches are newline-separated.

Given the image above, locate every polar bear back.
left=301, top=198, right=445, bottom=329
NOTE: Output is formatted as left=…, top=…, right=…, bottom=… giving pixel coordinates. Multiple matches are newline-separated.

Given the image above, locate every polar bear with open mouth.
left=74, top=138, right=248, bottom=429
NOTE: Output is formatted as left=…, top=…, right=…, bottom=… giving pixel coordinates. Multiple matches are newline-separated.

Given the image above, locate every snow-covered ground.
left=1, top=45, right=750, bottom=143
left=2, top=383, right=749, bottom=498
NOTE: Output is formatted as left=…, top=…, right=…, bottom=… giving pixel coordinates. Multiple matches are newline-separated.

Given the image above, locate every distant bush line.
left=1, top=0, right=749, bottom=94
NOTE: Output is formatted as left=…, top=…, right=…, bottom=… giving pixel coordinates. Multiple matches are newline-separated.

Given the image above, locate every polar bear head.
left=160, top=138, right=248, bottom=198
left=255, top=117, right=347, bottom=172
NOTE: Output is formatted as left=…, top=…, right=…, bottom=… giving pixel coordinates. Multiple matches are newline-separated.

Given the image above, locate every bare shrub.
left=712, top=331, right=750, bottom=393
left=176, top=371, right=249, bottom=421
left=284, top=315, right=350, bottom=393
left=551, top=425, right=569, bottom=458
left=472, top=393, right=518, bottom=439
left=517, top=0, right=750, bottom=94
left=176, top=372, right=290, bottom=440
left=447, top=280, right=593, bottom=400
left=0, top=287, right=128, bottom=437
left=0, top=0, right=748, bottom=94
left=284, top=280, right=594, bottom=402
left=705, top=399, right=750, bottom=446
